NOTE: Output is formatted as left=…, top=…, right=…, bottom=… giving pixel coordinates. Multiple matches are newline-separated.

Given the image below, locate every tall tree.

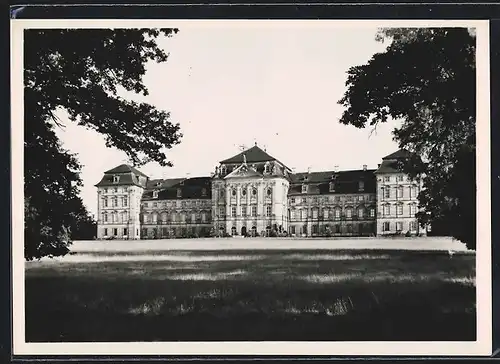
left=338, top=28, right=476, bottom=249
left=24, top=29, right=182, bottom=260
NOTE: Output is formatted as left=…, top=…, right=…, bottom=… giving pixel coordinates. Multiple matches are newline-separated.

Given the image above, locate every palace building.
left=95, top=144, right=427, bottom=239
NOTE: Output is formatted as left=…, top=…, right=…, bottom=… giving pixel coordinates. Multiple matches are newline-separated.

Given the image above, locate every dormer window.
left=302, top=184, right=307, bottom=194
left=359, top=181, right=364, bottom=191
left=177, top=188, right=182, bottom=198
left=303, top=175, right=308, bottom=181
left=156, top=181, right=162, bottom=187
left=201, top=188, right=207, bottom=197
left=153, top=191, right=159, bottom=199
left=180, top=180, right=184, bottom=186
left=221, top=165, right=227, bottom=175
left=329, top=182, right=335, bottom=192
left=113, top=175, right=120, bottom=183
left=264, top=164, right=270, bottom=174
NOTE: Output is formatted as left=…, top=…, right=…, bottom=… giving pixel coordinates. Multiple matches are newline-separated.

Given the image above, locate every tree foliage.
left=24, top=29, right=181, bottom=260
left=338, top=28, right=476, bottom=249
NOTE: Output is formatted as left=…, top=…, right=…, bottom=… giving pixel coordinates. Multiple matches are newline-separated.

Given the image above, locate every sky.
left=54, top=22, right=401, bottom=218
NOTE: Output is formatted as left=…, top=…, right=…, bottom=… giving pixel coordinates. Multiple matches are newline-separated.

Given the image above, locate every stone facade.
left=95, top=145, right=428, bottom=239
left=375, top=150, right=426, bottom=236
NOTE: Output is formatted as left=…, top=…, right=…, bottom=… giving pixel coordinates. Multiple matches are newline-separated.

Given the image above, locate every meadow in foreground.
left=25, top=247, right=476, bottom=342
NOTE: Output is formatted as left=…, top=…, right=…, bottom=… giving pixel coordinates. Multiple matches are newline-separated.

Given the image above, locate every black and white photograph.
left=11, top=19, right=491, bottom=356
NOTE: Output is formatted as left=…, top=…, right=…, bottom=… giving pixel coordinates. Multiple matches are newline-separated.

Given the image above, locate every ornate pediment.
left=224, top=163, right=262, bottom=179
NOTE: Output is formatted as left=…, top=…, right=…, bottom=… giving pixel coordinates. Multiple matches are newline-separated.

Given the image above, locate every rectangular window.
left=291, top=226, right=296, bottom=234
left=123, top=228, right=128, bottom=236
left=219, top=207, right=225, bottom=217
left=290, top=197, right=295, bottom=204
left=346, top=209, right=352, bottom=218
left=313, top=197, right=318, bottom=204
left=302, top=198, right=307, bottom=204
left=113, top=228, right=118, bottom=236
left=397, top=175, right=404, bottom=182
left=266, top=205, right=272, bottom=217
left=312, top=209, right=318, bottom=219
left=312, top=225, right=319, bottom=234
left=383, top=222, right=390, bottom=232
left=104, top=228, right=108, bottom=236
left=302, top=185, right=307, bottom=193
left=396, top=222, right=403, bottom=231
left=410, top=204, right=416, bottom=216
left=358, top=195, right=364, bottom=202
left=231, top=206, right=236, bottom=217
left=144, top=202, right=148, bottom=208
left=291, top=210, right=296, bottom=219
left=358, top=209, right=364, bottom=219
left=359, top=181, right=364, bottom=191
left=329, top=182, right=335, bottom=192
left=384, top=205, right=391, bottom=216
left=301, top=209, right=306, bottom=220
left=335, top=224, right=341, bottom=233
left=397, top=204, right=403, bottom=216
left=410, top=221, right=417, bottom=231
left=123, top=197, right=128, bottom=207
left=103, top=188, right=108, bottom=194
left=384, top=176, right=390, bottom=182
left=251, top=205, right=257, bottom=217
left=384, top=188, right=390, bottom=199
left=397, top=187, right=403, bottom=198
left=103, top=213, right=108, bottom=222
left=370, top=208, right=375, bottom=218
left=192, top=213, right=196, bottom=222
left=241, top=206, right=247, bottom=217
left=153, top=202, right=158, bottom=208
left=335, top=209, right=341, bottom=219
left=323, top=209, right=329, bottom=219
left=201, top=213, right=207, bottom=223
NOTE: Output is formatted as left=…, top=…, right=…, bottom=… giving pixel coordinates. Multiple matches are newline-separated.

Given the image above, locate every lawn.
left=25, top=240, right=476, bottom=342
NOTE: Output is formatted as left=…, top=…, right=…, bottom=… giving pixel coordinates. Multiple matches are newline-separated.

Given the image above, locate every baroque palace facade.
left=95, top=144, right=427, bottom=239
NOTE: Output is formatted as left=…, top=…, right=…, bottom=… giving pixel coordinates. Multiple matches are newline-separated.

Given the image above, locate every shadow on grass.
left=25, top=250, right=476, bottom=342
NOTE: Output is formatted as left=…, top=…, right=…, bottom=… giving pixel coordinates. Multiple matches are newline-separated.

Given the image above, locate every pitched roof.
left=142, top=176, right=212, bottom=200
left=94, top=173, right=144, bottom=188
left=288, top=169, right=377, bottom=195
left=375, top=160, right=405, bottom=174
left=382, top=149, right=412, bottom=160
left=220, top=145, right=289, bottom=169
left=104, top=164, right=149, bottom=178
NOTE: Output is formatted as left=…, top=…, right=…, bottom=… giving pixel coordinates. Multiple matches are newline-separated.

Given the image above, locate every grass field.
left=25, top=238, right=476, bottom=342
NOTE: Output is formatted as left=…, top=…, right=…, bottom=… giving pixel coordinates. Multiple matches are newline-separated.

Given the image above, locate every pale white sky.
left=55, top=22, right=401, bottom=217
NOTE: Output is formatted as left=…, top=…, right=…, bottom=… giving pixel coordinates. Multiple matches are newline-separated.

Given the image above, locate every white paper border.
left=11, top=18, right=492, bottom=357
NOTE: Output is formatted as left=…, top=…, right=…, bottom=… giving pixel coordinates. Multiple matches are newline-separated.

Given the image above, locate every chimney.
left=363, top=164, right=367, bottom=171
left=334, top=165, right=339, bottom=173
left=307, top=167, right=311, bottom=174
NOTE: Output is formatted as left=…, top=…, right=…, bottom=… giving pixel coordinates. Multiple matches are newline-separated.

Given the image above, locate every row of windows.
left=102, top=211, right=129, bottom=223
left=382, top=220, right=419, bottom=232
left=102, top=187, right=122, bottom=194
left=143, top=212, right=210, bottom=223
left=102, top=196, right=128, bottom=208
left=383, top=175, right=409, bottom=183
left=381, top=203, right=417, bottom=216
left=381, top=185, right=419, bottom=199
left=289, top=195, right=374, bottom=204
left=102, top=227, right=136, bottom=236
left=290, top=223, right=375, bottom=235
left=290, top=207, right=376, bottom=220
left=152, top=188, right=208, bottom=199
left=222, top=205, right=273, bottom=218
left=143, top=200, right=211, bottom=208
left=217, top=187, right=273, bottom=199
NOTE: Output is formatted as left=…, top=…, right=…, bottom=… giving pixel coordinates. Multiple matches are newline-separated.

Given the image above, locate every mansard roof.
left=220, top=145, right=290, bottom=170
left=382, top=149, right=412, bottom=160
left=375, top=160, right=402, bottom=174
left=288, top=169, right=377, bottom=195
left=142, top=176, right=212, bottom=200
left=104, top=164, right=149, bottom=178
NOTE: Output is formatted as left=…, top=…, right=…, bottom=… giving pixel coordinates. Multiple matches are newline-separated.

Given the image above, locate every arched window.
left=267, top=188, right=272, bottom=196
left=252, top=188, right=257, bottom=196
left=242, top=188, right=247, bottom=197
left=232, top=189, right=237, bottom=197
left=345, top=208, right=352, bottom=218
left=358, top=208, right=364, bottom=219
